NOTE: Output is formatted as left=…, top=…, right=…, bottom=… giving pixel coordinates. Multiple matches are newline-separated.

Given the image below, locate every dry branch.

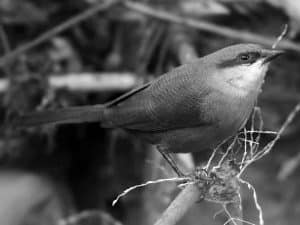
left=0, top=0, right=119, bottom=67
left=123, top=1, right=300, bottom=52
left=154, top=184, right=200, bottom=225
left=0, top=72, right=140, bottom=93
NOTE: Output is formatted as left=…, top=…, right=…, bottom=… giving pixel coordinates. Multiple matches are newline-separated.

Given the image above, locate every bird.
left=14, top=43, right=283, bottom=155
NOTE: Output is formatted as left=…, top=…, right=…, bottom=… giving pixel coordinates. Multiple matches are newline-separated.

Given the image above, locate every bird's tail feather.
left=14, top=104, right=105, bottom=127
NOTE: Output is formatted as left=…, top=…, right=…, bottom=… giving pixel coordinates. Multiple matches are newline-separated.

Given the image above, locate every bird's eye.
left=240, top=54, right=250, bottom=61
left=238, top=52, right=260, bottom=64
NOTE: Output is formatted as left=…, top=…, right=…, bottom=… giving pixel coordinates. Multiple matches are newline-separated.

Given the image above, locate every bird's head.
left=205, top=43, right=284, bottom=94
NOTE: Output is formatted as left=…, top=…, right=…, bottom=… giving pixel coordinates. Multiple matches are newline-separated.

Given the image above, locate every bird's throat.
left=219, top=61, right=268, bottom=96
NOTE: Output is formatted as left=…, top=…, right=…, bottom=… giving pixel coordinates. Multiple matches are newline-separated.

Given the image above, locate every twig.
left=225, top=195, right=243, bottom=225
left=217, top=137, right=237, bottom=167
left=237, top=138, right=259, bottom=146
left=204, top=146, right=220, bottom=171
left=223, top=205, right=238, bottom=225
left=0, top=72, right=140, bottom=93
left=239, top=102, right=300, bottom=175
left=153, top=184, right=201, bottom=225
left=0, top=25, right=11, bottom=75
left=224, top=217, right=256, bottom=225
left=112, top=177, right=189, bottom=206
left=0, top=0, right=119, bottom=67
left=138, top=22, right=165, bottom=73
left=272, top=24, right=288, bottom=49
left=252, top=107, right=263, bottom=156
left=239, top=179, right=264, bottom=225
left=254, top=102, right=300, bottom=161
left=204, top=138, right=229, bottom=171
left=237, top=130, right=277, bottom=135
left=123, top=1, right=300, bottom=52
left=241, top=129, right=249, bottom=167
left=49, top=72, right=139, bottom=91
left=0, top=26, right=10, bottom=54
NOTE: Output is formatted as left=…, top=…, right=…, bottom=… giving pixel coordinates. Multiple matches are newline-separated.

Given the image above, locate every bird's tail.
left=14, top=104, right=105, bottom=127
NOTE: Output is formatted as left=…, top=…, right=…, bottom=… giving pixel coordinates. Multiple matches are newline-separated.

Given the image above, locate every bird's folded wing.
left=102, top=63, right=214, bottom=132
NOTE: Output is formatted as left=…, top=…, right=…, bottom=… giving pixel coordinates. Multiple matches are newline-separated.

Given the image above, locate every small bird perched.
left=15, top=44, right=283, bottom=153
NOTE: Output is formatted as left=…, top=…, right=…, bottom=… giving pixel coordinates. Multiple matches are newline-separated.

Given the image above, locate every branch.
left=154, top=184, right=201, bottom=225
left=0, top=72, right=140, bottom=92
left=249, top=101, right=300, bottom=164
left=123, top=1, right=300, bottom=52
left=0, top=0, right=119, bottom=67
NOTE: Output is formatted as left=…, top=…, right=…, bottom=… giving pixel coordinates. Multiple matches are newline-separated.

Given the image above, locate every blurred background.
left=0, top=0, right=300, bottom=224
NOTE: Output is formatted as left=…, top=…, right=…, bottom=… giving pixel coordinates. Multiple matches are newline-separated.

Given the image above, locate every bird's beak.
left=262, top=49, right=284, bottom=64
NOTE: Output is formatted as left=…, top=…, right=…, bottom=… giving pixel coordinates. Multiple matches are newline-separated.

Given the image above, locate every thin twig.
left=138, top=22, right=165, bottom=73
left=217, top=136, right=237, bottom=167
left=0, top=0, right=119, bottom=67
left=223, top=205, right=238, bottom=225
left=237, top=138, right=259, bottom=145
left=224, top=217, right=256, bottom=225
left=237, top=130, right=277, bottom=135
left=0, top=26, right=10, bottom=54
left=112, top=177, right=189, bottom=206
left=272, top=24, right=288, bottom=49
left=204, top=138, right=228, bottom=170
left=255, top=102, right=300, bottom=161
left=223, top=199, right=243, bottom=225
left=123, top=1, right=300, bottom=52
left=241, top=129, right=248, bottom=168
left=239, top=102, right=300, bottom=175
left=239, top=179, right=264, bottom=225
left=252, top=107, right=264, bottom=155
left=0, top=25, right=11, bottom=76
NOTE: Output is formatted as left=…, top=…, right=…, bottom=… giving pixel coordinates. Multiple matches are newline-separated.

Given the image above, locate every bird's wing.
left=102, top=62, right=215, bottom=131
left=105, top=81, right=151, bottom=107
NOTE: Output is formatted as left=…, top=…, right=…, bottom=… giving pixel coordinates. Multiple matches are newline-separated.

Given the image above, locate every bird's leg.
left=156, top=145, right=184, bottom=177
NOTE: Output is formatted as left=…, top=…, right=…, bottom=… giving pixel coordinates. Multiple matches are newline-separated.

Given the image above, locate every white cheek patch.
left=223, top=59, right=268, bottom=90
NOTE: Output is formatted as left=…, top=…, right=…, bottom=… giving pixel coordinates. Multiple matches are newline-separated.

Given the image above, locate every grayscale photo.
left=0, top=0, right=299, bottom=225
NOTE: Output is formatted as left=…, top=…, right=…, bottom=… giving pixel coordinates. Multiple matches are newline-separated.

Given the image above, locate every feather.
left=14, top=104, right=105, bottom=127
